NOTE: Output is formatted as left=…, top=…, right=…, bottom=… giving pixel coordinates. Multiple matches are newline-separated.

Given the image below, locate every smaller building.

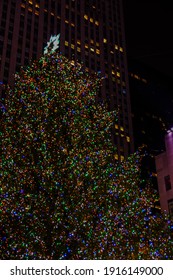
left=155, top=131, right=173, bottom=216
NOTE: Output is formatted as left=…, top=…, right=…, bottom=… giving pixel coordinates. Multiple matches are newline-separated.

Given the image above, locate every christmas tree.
left=1, top=43, right=173, bottom=260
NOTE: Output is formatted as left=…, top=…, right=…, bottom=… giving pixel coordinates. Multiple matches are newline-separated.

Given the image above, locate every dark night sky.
left=123, top=0, right=173, bottom=78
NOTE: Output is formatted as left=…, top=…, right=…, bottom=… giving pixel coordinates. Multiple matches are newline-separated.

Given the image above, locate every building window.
left=168, top=199, right=173, bottom=218
left=165, top=175, right=171, bottom=191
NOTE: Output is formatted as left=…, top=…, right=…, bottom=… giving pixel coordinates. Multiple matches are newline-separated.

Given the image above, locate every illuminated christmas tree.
left=1, top=40, right=173, bottom=260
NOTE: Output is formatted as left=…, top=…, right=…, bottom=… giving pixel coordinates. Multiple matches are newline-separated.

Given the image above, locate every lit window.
left=126, top=136, right=130, bottom=142
left=103, top=38, right=107, bottom=43
left=117, top=72, right=120, bottom=77
left=120, top=126, right=124, bottom=131
left=77, top=47, right=81, bottom=52
left=65, top=41, right=69, bottom=46
left=71, top=44, right=74, bottom=49
left=115, top=44, right=118, bottom=50
left=96, top=49, right=100, bottom=54
left=115, top=124, right=118, bottom=129
left=95, top=21, right=99, bottom=26
left=84, top=14, right=88, bottom=20
left=77, top=40, right=81, bottom=45
left=90, top=18, right=94, bottom=23
left=119, top=47, right=123, bottom=52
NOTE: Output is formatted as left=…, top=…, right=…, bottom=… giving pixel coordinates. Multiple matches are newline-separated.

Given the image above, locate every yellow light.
left=95, top=21, right=99, bottom=26
left=117, top=72, right=120, bottom=77
left=114, top=154, right=118, bottom=160
left=96, top=49, right=100, bottom=54
left=90, top=18, right=94, bottom=23
left=84, top=14, right=88, bottom=20
left=103, top=38, right=107, bottom=43
left=126, top=136, right=130, bottom=142
left=120, top=155, right=124, bottom=161
left=115, top=44, right=118, bottom=50
left=120, top=46, right=123, bottom=52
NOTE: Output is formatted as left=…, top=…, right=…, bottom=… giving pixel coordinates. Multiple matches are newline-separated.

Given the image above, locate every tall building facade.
left=128, top=59, right=173, bottom=189
left=0, top=0, right=134, bottom=159
left=155, top=131, right=173, bottom=217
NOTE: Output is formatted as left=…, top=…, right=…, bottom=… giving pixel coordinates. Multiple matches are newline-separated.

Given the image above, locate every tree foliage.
left=1, top=51, right=173, bottom=259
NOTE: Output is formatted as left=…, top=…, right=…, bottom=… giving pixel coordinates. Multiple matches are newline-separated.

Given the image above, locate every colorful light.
left=1, top=51, right=173, bottom=260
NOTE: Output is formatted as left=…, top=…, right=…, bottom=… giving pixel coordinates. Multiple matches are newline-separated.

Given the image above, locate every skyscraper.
left=0, top=0, right=133, bottom=159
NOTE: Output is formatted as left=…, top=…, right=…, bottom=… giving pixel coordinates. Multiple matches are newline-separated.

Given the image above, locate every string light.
left=1, top=51, right=173, bottom=260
